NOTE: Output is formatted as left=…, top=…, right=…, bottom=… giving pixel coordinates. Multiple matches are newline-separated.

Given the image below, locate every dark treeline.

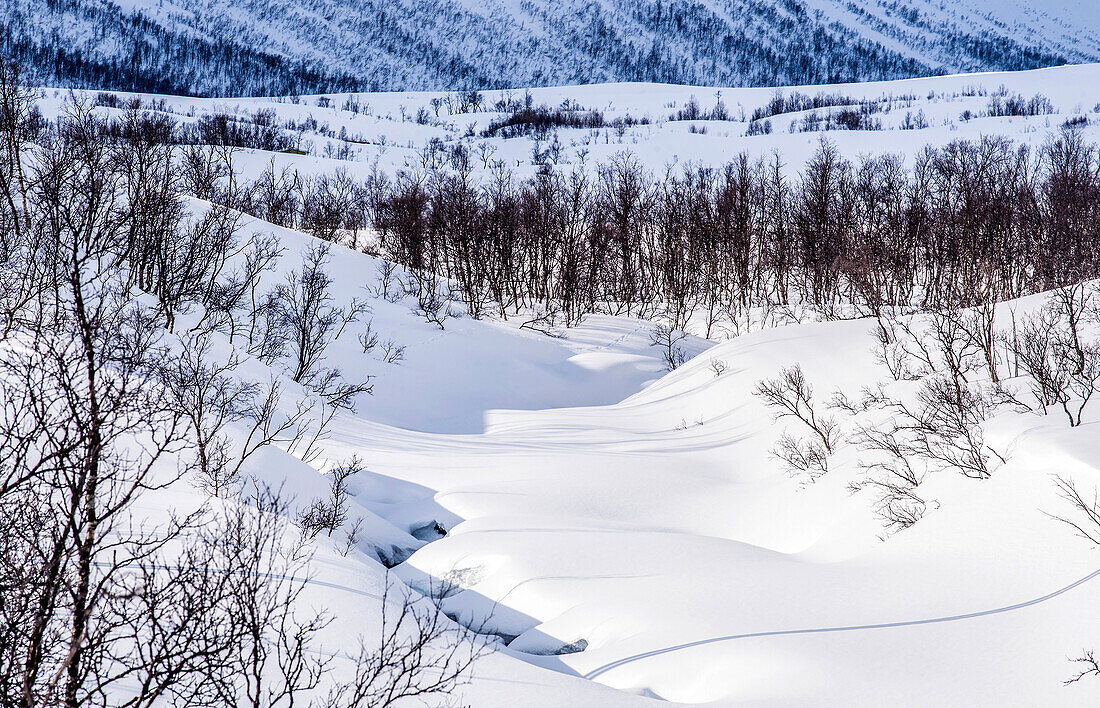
left=92, top=103, right=1100, bottom=336
left=361, top=132, right=1100, bottom=334
left=191, top=128, right=1100, bottom=336
left=93, top=95, right=301, bottom=152
left=4, top=0, right=1073, bottom=97
left=482, top=105, right=646, bottom=139
left=749, top=90, right=916, bottom=122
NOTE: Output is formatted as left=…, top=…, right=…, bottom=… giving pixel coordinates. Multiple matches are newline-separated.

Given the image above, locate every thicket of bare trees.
left=357, top=132, right=1100, bottom=332
left=1013, top=283, right=1100, bottom=427
left=756, top=282, right=1100, bottom=532
left=0, top=63, right=481, bottom=707
left=88, top=105, right=1100, bottom=338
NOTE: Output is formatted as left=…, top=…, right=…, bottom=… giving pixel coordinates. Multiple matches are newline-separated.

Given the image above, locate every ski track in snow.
left=100, top=558, right=1100, bottom=685
left=582, top=565, right=1100, bottom=680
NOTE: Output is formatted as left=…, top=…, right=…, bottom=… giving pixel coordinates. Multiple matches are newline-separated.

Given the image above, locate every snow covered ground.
left=180, top=218, right=1100, bottom=706
left=48, top=61, right=1100, bottom=188
left=35, top=64, right=1100, bottom=705
left=263, top=236, right=1100, bottom=706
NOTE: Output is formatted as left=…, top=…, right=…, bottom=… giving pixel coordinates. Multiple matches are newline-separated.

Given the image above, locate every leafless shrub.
left=650, top=324, right=688, bottom=371
left=198, top=233, right=283, bottom=345
left=1066, top=651, right=1100, bottom=685
left=842, top=323, right=1008, bottom=528
left=755, top=365, right=839, bottom=450
left=519, top=302, right=567, bottom=338
left=772, top=432, right=829, bottom=481
left=300, top=169, right=368, bottom=249
left=271, top=244, right=373, bottom=407
left=1049, top=475, right=1100, bottom=545
left=955, top=300, right=1000, bottom=383
left=755, top=365, right=839, bottom=480
left=857, top=375, right=1003, bottom=481
left=322, top=577, right=489, bottom=708
left=378, top=339, right=406, bottom=365
left=871, top=307, right=993, bottom=387
left=241, top=159, right=301, bottom=229
left=828, top=383, right=891, bottom=415
left=179, top=143, right=235, bottom=202
left=158, top=335, right=257, bottom=497
left=91, top=487, right=329, bottom=708
left=1049, top=476, right=1100, bottom=684
left=849, top=416, right=928, bottom=529
left=299, top=456, right=364, bottom=538
left=373, top=260, right=404, bottom=303
left=888, top=314, right=940, bottom=379
left=1015, top=284, right=1100, bottom=426
left=277, top=244, right=343, bottom=382
left=927, top=308, right=987, bottom=385
left=205, top=486, right=332, bottom=707
left=710, top=358, right=729, bottom=377
left=176, top=374, right=326, bottom=498
left=867, top=305, right=1013, bottom=482
left=339, top=518, right=366, bottom=557
left=358, top=319, right=405, bottom=364
left=913, top=375, right=1004, bottom=478
left=360, top=318, right=380, bottom=354
left=872, top=484, right=927, bottom=532
left=409, top=272, right=453, bottom=330
left=1016, top=308, right=1070, bottom=414
left=872, top=318, right=917, bottom=381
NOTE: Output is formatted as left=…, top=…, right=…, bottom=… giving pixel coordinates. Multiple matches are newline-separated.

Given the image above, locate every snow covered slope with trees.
left=5, top=0, right=1100, bottom=95
left=8, top=60, right=1100, bottom=707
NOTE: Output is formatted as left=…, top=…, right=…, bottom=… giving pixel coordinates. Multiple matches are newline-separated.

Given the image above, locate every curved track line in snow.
left=582, top=566, right=1100, bottom=680
left=97, top=562, right=1100, bottom=687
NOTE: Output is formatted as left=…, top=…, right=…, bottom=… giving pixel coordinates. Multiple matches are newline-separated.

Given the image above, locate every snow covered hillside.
left=52, top=62, right=1100, bottom=188
left=136, top=215, right=1100, bottom=706
left=5, top=0, right=1100, bottom=95
left=7, top=62, right=1100, bottom=707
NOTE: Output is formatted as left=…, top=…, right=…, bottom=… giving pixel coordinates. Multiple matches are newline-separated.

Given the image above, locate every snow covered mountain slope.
left=5, top=0, right=1100, bottom=95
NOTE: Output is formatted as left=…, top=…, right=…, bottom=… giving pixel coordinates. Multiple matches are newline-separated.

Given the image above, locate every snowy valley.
left=5, top=56, right=1100, bottom=707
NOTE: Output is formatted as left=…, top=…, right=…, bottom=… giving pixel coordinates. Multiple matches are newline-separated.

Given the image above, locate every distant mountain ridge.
left=4, top=0, right=1100, bottom=96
